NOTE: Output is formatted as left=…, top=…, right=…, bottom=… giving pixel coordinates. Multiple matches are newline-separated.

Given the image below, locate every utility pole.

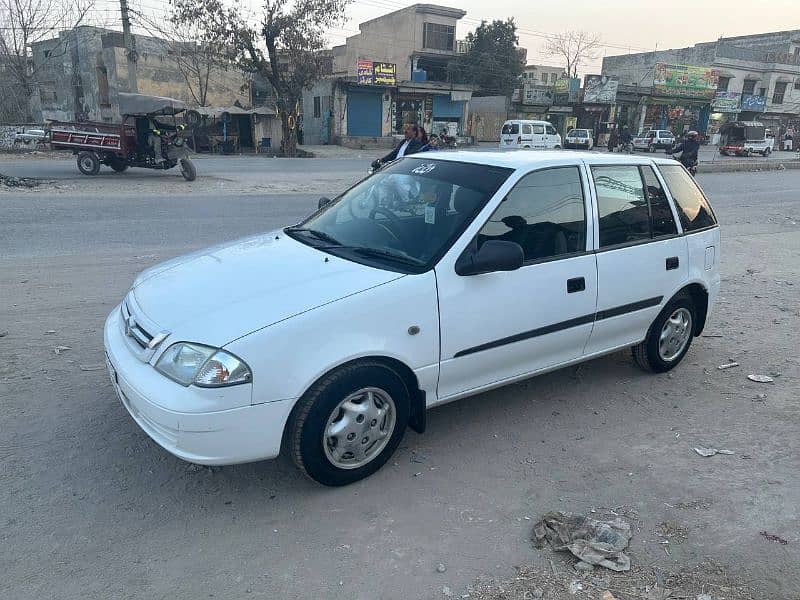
left=120, top=0, right=138, bottom=92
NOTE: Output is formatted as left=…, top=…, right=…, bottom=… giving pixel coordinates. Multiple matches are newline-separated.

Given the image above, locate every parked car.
left=105, top=151, right=720, bottom=486
left=633, top=130, right=675, bottom=152
left=565, top=128, right=594, bottom=150
left=13, top=128, right=47, bottom=146
left=500, top=120, right=562, bottom=150
left=719, top=121, right=774, bottom=156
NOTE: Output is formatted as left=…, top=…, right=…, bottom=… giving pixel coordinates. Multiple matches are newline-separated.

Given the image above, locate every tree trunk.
left=281, top=111, right=298, bottom=157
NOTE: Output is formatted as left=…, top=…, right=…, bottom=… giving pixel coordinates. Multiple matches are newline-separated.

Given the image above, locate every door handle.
left=666, top=256, right=679, bottom=270
left=567, top=277, right=586, bottom=293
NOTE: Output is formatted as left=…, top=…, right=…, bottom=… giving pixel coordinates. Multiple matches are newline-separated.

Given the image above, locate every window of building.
left=742, top=79, right=757, bottom=95
left=477, top=166, right=586, bottom=262
left=795, top=79, right=800, bottom=91
left=592, top=166, right=651, bottom=248
left=658, top=165, right=717, bottom=232
left=313, top=96, right=321, bottom=118
left=423, top=22, right=455, bottom=51
left=640, top=166, right=677, bottom=237
left=772, top=81, right=788, bottom=104
left=39, top=81, right=57, bottom=103
left=717, top=76, right=731, bottom=91
left=759, top=86, right=767, bottom=97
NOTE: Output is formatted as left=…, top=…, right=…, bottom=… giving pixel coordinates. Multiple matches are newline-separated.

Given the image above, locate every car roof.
left=408, top=150, right=677, bottom=170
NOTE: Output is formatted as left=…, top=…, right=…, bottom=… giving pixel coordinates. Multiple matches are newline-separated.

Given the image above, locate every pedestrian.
left=619, top=127, right=633, bottom=153
left=784, top=130, right=793, bottom=151
left=607, top=127, right=619, bottom=152
left=371, top=124, right=424, bottom=169
left=417, top=126, right=437, bottom=152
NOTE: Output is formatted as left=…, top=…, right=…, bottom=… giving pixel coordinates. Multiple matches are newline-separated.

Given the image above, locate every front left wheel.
left=179, top=158, right=196, bottom=181
left=289, top=361, right=410, bottom=486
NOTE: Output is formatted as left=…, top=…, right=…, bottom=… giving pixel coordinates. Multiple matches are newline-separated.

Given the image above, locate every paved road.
left=2, top=171, right=799, bottom=599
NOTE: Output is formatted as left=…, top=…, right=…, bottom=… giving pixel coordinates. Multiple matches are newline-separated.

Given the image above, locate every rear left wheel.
left=289, top=361, right=410, bottom=486
left=77, top=151, right=100, bottom=176
left=632, top=295, right=695, bottom=373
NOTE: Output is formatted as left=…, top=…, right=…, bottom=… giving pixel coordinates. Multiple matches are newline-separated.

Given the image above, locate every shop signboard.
left=740, top=94, right=767, bottom=112
left=522, top=84, right=553, bottom=106
left=357, top=60, right=374, bottom=85
left=653, top=63, right=719, bottom=99
left=712, top=91, right=740, bottom=112
left=553, top=78, right=569, bottom=94
left=356, top=60, right=397, bottom=86
left=583, top=75, right=619, bottom=103
left=373, top=62, right=396, bottom=86
left=553, top=77, right=581, bottom=104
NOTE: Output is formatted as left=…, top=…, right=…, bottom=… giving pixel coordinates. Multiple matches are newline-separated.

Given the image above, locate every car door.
left=436, top=164, right=598, bottom=401
left=521, top=123, right=534, bottom=148
left=584, top=163, right=688, bottom=354
left=546, top=124, right=560, bottom=148
left=532, top=123, right=546, bottom=149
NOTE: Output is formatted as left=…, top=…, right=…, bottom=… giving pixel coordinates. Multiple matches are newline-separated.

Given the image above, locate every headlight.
left=155, top=342, right=252, bottom=387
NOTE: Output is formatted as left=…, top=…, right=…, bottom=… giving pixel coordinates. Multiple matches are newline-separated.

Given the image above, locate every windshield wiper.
left=284, top=227, right=343, bottom=246
left=348, top=246, right=425, bottom=267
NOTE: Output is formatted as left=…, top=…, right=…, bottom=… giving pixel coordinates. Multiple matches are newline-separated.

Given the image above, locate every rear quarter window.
left=658, top=164, right=717, bottom=232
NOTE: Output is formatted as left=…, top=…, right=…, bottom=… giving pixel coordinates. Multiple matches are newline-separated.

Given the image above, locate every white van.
left=500, top=120, right=562, bottom=150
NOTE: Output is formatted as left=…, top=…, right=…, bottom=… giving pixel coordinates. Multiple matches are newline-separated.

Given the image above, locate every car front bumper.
left=104, top=307, right=295, bottom=465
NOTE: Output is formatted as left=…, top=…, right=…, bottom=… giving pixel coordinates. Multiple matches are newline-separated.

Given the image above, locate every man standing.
left=784, top=130, right=794, bottom=151
left=372, top=124, right=423, bottom=169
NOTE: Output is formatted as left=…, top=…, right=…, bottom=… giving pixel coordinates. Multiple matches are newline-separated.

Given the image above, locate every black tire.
left=109, top=159, right=128, bottom=172
left=179, top=158, right=196, bottom=181
left=763, top=147, right=771, bottom=157
left=289, top=361, right=410, bottom=486
left=632, top=294, right=696, bottom=373
left=77, top=151, right=100, bottom=176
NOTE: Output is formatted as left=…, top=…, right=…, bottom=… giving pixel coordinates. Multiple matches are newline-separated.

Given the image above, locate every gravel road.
left=1, top=167, right=799, bottom=599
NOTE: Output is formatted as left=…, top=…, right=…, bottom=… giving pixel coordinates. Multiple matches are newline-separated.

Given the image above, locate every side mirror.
left=318, top=196, right=332, bottom=209
left=455, top=240, right=524, bottom=276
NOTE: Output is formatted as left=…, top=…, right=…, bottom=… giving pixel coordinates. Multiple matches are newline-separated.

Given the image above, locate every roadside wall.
left=467, top=96, right=507, bottom=142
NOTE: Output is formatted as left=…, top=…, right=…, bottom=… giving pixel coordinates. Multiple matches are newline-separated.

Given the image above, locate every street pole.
left=120, top=0, right=138, bottom=93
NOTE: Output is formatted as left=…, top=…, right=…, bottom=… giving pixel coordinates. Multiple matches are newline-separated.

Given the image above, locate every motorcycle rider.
left=668, top=130, right=700, bottom=169
left=619, top=127, right=633, bottom=153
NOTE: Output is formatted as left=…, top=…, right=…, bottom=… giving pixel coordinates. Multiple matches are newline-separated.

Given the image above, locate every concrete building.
left=305, top=4, right=475, bottom=147
left=602, top=30, right=800, bottom=137
left=30, top=26, right=250, bottom=123
left=521, top=64, right=566, bottom=87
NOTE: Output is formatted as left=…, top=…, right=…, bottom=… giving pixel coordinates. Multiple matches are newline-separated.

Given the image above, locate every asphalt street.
left=1, top=167, right=799, bottom=599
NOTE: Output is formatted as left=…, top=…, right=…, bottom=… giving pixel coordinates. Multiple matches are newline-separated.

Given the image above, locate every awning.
left=118, top=93, right=186, bottom=116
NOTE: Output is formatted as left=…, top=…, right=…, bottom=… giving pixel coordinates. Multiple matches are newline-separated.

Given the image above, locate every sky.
left=328, top=0, right=800, bottom=74
left=91, top=0, right=799, bottom=76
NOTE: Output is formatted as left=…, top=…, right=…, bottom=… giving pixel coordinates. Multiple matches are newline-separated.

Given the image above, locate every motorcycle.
left=666, top=142, right=698, bottom=176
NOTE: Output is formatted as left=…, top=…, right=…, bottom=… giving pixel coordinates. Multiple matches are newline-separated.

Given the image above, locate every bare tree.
left=0, top=0, right=95, bottom=122
left=131, top=7, right=228, bottom=107
left=171, top=0, right=349, bottom=157
left=543, top=31, right=601, bottom=79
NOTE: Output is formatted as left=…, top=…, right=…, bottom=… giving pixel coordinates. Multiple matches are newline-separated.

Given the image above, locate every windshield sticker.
left=424, top=204, right=436, bottom=225
left=412, top=163, right=437, bottom=175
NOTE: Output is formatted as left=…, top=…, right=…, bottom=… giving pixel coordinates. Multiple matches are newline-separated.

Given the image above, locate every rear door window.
left=592, top=166, right=651, bottom=248
left=522, top=124, right=532, bottom=135
left=658, top=164, right=717, bottom=231
left=640, top=166, right=678, bottom=237
left=533, top=124, right=545, bottom=134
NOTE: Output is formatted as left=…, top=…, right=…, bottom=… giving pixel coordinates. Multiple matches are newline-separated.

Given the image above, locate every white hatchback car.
left=105, top=152, right=721, bottom=485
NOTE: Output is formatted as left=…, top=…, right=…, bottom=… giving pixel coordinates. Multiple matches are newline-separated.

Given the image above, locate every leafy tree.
left=170, top=0, right=350, bottom=156
left=448, top=19, right=524, bottom=97
left=544, top=31, right=601, bottom=79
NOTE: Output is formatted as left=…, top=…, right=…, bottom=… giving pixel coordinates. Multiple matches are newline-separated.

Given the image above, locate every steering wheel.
left=368, top=206, right=403, bottom=245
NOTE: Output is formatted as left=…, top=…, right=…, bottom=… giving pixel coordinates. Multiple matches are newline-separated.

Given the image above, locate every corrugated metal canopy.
left=118, top=93, right=187, bottom=116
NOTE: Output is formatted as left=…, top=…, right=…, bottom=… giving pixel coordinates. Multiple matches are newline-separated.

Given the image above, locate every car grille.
left=121, top=298, right=154, bottom=349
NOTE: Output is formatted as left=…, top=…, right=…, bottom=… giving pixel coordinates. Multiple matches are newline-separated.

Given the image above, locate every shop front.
left=394, top=82, right=473, bottom=137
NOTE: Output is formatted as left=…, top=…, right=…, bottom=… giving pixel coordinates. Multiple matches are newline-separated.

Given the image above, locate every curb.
left=698, top=160, right=800, bottom=174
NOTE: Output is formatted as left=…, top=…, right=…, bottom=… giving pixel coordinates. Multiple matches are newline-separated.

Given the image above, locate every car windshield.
left=286, top=158, right=512, bottom=273
left=502, top=124, right=519, bottom=135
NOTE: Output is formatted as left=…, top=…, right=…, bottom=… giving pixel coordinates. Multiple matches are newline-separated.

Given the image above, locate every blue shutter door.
left=347, top=89, right=382, bottom=137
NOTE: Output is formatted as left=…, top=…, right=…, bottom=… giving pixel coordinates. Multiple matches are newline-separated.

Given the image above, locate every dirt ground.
left=1, top=167, right=799, bottom=599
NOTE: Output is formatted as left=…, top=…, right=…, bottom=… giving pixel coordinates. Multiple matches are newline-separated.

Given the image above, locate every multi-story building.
left=304, top=3, right=475, bottom=146
left=30, top=26, right=250, bottom=123
left=602, top=29, right=800, bottom=138
left=520, top=64, right=567, bottom=87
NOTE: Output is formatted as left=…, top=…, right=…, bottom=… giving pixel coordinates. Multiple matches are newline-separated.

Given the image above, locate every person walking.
left=607, top=127, right=619, bottom=152
left=784, top=130, right=794, bottom=151
left=371, top=124, right=424, bottom=169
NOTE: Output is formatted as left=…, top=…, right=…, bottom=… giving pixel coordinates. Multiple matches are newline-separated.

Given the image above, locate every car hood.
left=131, top=231, right=404, bottom=347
